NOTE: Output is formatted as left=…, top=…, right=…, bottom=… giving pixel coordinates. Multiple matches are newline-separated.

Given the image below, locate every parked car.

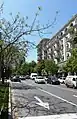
left=25, top=75, right=30, bottom=79
left=30, top=73, right=37, bottom=80
left=19, top=76, right=26, bottom=80
left=43, top=76, right=48, bottom=81
left=35, top=76, right=46, bottom=84
left=47, top=76, right=60, bottom=85
left=11, top=76, right=21, bottom=82
left=65, top=75, right=77, bottom=88
left=58, top=77, right=66, bottom=84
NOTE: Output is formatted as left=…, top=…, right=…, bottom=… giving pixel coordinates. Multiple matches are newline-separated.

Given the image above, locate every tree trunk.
left=2, top=53, right=4, bottom=84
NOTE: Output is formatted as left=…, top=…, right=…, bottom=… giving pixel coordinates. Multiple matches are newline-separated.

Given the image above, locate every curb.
left=8, top=86, right=12, bottom=119
left=11, top=82, right=19, bottom=119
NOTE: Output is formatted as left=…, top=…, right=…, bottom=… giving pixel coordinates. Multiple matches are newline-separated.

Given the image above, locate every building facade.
left=37, top=14, right=77, bottom=67
left=37, top=38, right=50, bottom=61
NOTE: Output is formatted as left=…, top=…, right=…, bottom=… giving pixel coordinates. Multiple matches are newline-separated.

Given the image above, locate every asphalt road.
left=11, top=79, right=77, bottom=118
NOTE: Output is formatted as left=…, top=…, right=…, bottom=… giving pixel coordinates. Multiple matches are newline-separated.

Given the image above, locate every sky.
left=1, top=0, right=77, bottom=62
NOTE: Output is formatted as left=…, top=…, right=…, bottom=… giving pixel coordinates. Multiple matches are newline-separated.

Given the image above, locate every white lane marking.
left=19, top=113, right=77, bottom=119
left=47, top=83, right=77, bottom=93
left=34, top=96, right=49, bottom=110
left=39, top=88, right=77, bottom=107
left=73, top=95, right=77, bottom=98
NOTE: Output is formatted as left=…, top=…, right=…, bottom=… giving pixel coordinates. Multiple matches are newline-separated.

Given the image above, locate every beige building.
left=37, top=14, right=77, bottom=67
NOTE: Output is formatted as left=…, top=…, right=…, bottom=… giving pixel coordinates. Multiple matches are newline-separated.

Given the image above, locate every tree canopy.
left=35, top=60, right=58, bottom=75
left=0, top=4, right=59, bottom=83
left=64, top=48, right=77, bottom=73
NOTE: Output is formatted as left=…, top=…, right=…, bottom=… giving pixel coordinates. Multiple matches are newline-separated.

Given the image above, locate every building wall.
left=37, top=14, right=77, bottom=64
left=37, top=38, right=50, bottom=62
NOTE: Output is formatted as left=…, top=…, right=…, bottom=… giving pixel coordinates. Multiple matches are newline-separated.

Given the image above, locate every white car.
left=58, top=77, right=66, bottom=84
left=35, top=76, right=46, bottom=83
left=65, top=75, right=77, bottom=88
left=30, top=73, right=37, bottom=80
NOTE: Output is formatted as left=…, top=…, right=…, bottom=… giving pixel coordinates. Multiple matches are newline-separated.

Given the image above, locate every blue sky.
left=1, top=0, right=77, bottom=62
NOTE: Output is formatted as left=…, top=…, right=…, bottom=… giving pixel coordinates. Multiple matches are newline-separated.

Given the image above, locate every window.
left=61, top=32, right=63, bottom=36
left=65, top=28, right=67, bottom=32
left=73, top=78, right=75, bottom=81
left=67, top=42, right=70, bottom=49
left=67, top=53, right=69, bottom=58
left=57, top=36, right=58, bottom=39
left=75, top=18, right=77, bottom=24
left=70, top=23, right=73, bottom=27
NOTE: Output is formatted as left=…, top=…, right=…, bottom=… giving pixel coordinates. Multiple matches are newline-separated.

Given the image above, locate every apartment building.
left=37, top=38, right=50, bottom=61
left=37, top=14, right=77, bottom=67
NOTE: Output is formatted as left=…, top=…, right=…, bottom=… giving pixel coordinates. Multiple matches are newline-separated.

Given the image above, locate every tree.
left=64, top=48, right=77, bottom=73
left=29, top=61, right=36, bottom=68
left=28, top=61, right=36, bottom=74
left=18, top=62, right=30, bottom=75
left=68, top=24, right=77, bottom=48
left=35, top=59, right=58, bottom=75
left=45, top=60, right=58, bottom=75
left=15, top=60, right=36, bottom=75
left=35, top=60, right=45, bottom=75
left=63, top=22, right=77, bottom=74
left=0, top=4, right=59, bottom=83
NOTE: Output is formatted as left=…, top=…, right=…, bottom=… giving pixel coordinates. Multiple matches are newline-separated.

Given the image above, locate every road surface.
left=11, top=79, right=77, bottom=119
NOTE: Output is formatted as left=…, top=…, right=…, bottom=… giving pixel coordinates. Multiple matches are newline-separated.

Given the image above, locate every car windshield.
left=36, top=76, right=43, bottom=79
left=52, top=77, right=58, bottom=80
left=60, top=77, right=65, bottom=80
left=32, top=75, right=37, bottom=77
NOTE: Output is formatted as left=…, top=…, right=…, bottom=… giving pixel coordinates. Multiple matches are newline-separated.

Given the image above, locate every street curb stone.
left=11, top=82, right=18, bottom=119
left=8, top=84, right=12, bottom=119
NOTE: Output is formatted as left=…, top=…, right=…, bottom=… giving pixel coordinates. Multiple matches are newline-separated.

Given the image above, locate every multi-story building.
left=37, top=14, right=77, bottom=68
left=37, top=38, right=50, bottom=61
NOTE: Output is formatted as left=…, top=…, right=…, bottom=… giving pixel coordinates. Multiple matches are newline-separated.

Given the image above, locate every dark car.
left=19, top=76, right=26, bottom=80
left=47, top=76, right=60, bottom=85
left=11, top=76, right=21, bottom=82
left=25, top=75, right=30, bottom=79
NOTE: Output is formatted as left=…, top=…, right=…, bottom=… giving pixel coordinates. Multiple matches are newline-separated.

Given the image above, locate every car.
left=25, top=75, right=30, bottom=79
left=11, top=76, right=21, bottom=82
left=19, top=76, right=26, bottom=80
left=65, top=75, right=77, bottom=88
left=43, top=76, right=48, bottom=81
left=30, top=73, right=37, bottom=80
left=47, top=75, right=60, bottom=85
left=58, top=77, right=66, bottom=84
left=35, top=76, right=46, bottom=84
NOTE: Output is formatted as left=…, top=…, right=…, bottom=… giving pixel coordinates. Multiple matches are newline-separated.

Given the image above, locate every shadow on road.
left=11, top=83, right=77, bottom=117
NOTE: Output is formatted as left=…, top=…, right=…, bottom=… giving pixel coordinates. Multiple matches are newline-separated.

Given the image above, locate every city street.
left=11, top=79, right=77, bottom=119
